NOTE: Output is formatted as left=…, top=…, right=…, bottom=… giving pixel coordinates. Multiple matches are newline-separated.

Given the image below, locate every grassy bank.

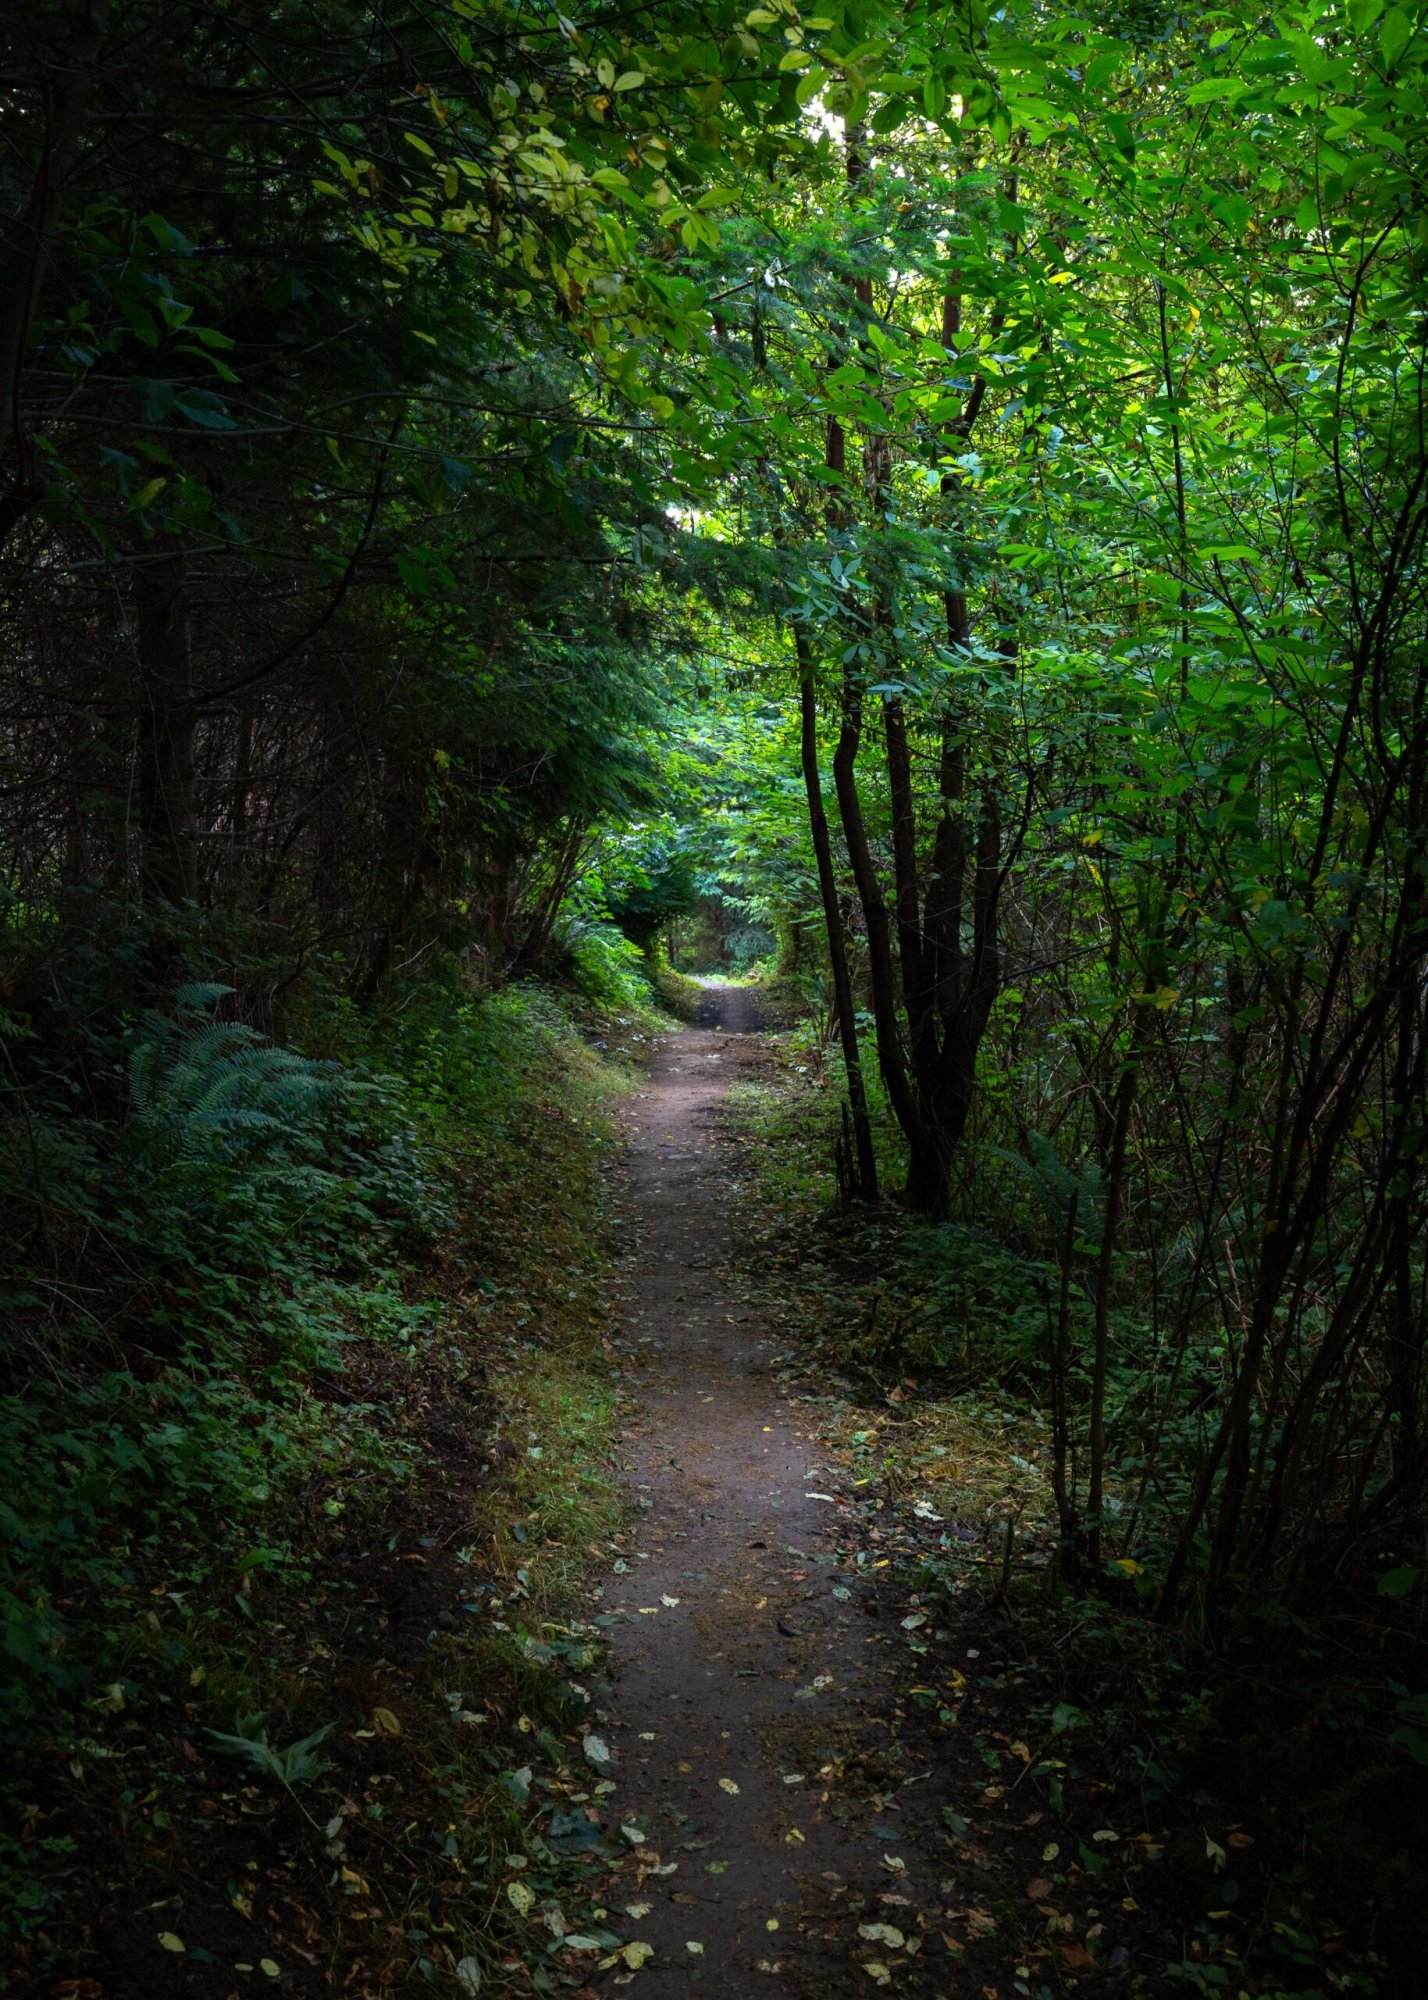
left=3, top=966, right=657, bottom=1997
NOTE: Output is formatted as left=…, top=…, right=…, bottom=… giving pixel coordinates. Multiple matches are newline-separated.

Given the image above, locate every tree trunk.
left=134, top=554, right=199, bottom=906
left=796, top=630, right=878, bottom=1201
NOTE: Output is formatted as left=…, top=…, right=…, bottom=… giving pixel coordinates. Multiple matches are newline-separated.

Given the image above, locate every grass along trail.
left=594, top=991, right=953, bottom=1997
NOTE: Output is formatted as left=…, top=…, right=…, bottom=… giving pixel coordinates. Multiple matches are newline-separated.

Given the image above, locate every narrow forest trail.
left=596, top=993, right=955, bottom=1998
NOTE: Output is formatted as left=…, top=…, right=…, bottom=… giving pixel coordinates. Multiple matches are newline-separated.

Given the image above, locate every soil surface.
left=598, top=992, right=958, bottom=1997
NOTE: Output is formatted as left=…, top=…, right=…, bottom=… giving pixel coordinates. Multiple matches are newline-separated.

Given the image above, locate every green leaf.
left=1104, top=110, right=1135, bottom=158
left=1378, top=1566, right=1419, bottom=1598
left=1380, top=6, right=1412, bottom=68
left=1184, top=76, right=1248, bottom=103
left=395, top=550, right=431, bottom=597
left=173, top=388, right=238, bottom=430
left=1348, top=0, right=1384, bottom=29
left=613, top=71, right=644, bottom=91
left=795, top=66, right=826, bottom=107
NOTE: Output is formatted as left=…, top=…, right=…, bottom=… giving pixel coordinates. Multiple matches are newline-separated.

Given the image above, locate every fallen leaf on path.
left=859, top=1924, right=906, bottom=1949
left=718, top=1777, right=740, bottom=1795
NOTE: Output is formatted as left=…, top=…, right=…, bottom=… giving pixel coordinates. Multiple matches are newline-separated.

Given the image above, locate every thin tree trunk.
left=134, top=554, right=198, bottom=906
left=1088, top=1028, right=1141, bottom=1568
left=796, top=628, right=878, bottom=1201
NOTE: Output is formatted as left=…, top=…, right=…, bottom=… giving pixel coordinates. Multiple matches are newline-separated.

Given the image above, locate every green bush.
left=0, top=985, right=439, bottom=1729
left=559, top=916, right=652, bottom=1011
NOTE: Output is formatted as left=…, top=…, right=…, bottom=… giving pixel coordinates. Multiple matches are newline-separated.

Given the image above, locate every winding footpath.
left=596, top=990, right=951, bottom=1998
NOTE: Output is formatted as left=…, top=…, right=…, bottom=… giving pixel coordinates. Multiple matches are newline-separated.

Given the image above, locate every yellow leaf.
left=373, top=1706, right=402, bottom=1736
left=157, top=1933, right=185, bottom=1953
left=622, top=1940, right=654, bottom=1969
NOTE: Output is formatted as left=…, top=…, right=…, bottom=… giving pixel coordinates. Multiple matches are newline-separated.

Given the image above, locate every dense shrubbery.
left=0, top=931, right=655, bottom=1747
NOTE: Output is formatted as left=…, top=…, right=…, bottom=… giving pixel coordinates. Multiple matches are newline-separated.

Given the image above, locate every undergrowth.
left=1, top=946, right=665, bottom=1996
left=723, top=1030, right=1428, bottom=2000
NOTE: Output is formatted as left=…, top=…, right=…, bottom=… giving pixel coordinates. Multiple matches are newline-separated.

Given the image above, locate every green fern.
left=998, top=1131, right=1105, bottom=1248
left=125, top=1009, right=342, bottom=1167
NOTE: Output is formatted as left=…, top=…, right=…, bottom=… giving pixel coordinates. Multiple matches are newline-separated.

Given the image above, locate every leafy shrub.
left=559, top=916, right=651, bottom=1010
left=0, top=987, right=437, bottom=1728
left=890, top=1220, right=1075, bottom=1379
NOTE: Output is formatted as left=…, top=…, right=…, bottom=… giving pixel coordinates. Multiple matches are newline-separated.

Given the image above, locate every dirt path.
left=597, top=993, right=952, bottom=1997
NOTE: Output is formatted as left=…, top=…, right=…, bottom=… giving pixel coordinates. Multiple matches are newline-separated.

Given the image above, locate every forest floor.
left=19, top=989, right=1405, bottom=1999
left=587, top=992, right=1020, bottom=1997
left=582, top=996, right=1407, bottom=2000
